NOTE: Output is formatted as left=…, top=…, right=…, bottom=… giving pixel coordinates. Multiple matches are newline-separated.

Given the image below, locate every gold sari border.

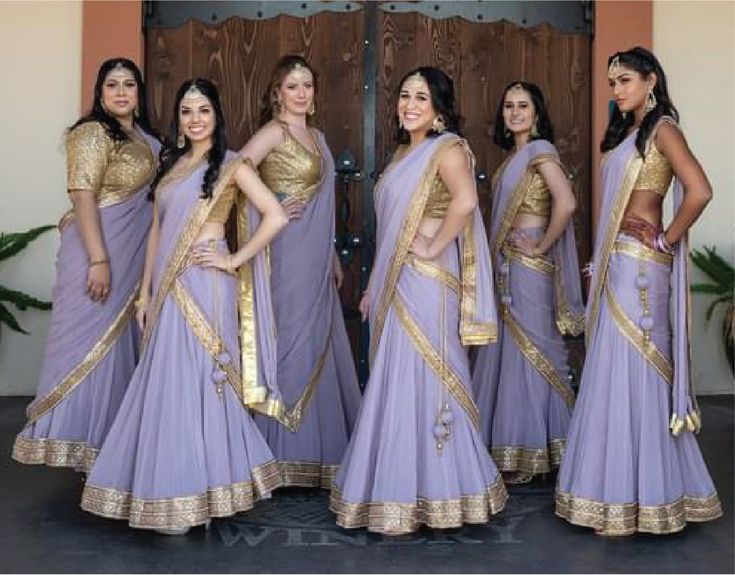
left=81, top=460, right=282, bottom=530
left=394, top=294, right=481, bottom=430
left=613, top=239, right=673, bottom=266
left=330, top=476, right=507, bottom=535
left=27, top=286, right=138, bottom=424
left=555, top=490, right=722, bottom=536
left=406, top=253, right=461, bottom=294
left=502, top=310, right=575, bottom=408
left=278, top=461, right=339, bottom=489
left=491, top=439, right=565, bottom=474
left=12, top=436, right=99, bottom=473
left=250, top=329, right=332, bottom=431
left=605, top=286, right=673, bottom=384
left=506, top=248, right=555, bottom=275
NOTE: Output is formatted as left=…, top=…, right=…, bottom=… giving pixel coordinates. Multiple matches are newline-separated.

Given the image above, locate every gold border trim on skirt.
left=330, top=475, right=507, bottom=535
left=12, top=436, right=99, bottom=473
left=278, top=461, right=339, bottom=489
left=491, top=439, right=565, bottom=475
left=555, top=490, right=722, bottom=535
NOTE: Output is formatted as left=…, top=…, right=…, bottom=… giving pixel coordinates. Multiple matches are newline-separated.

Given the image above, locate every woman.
left=13, top=58, right=160, bottom=472
left=241, top=55, right=361, bottom=489
left=472, top=81, right=583, bottom=484
left=80, top=79, right=288, bottom=534
left=330, top=67, right=506, bottom=535
left=555, top=47, right=722, bottom=535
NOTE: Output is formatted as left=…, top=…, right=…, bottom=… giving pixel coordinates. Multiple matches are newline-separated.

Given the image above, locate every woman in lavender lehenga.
left=556, top=47, right=722, bottom=535
left=330, top=67, right=506, bottom=535
left=241, top=55, right=361, bottom=488
left=80, top=79, right=288, bottom=535
left=13, top=58, right=160, bottom=472
left=472, top=82, right=583, bottom=484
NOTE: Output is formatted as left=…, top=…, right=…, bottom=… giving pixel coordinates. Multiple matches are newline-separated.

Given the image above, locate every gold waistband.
left=613, top=239, right=673, bottom=266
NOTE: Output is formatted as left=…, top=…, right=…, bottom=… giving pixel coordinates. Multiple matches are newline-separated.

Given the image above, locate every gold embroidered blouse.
left=423, top=174, right=452, bottom=218
left=517, top=168, right=552, bottom=217
left=206, top=184, right=238, bottom=223
left=633, top=142, right=674, bottom=196
left=258, top=124, right=322, bottom=204
left=66, top=121, right=156, bottom=207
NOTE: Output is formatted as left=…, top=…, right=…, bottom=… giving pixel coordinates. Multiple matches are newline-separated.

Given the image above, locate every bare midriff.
left=624, top=189, right=664, bottom=228
left=511, top=212, right=548, bottom=230
left=193, top=222, right=226, bottom=245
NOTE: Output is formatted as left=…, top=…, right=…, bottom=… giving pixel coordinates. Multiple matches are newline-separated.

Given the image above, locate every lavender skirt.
left=473, top=227, right=573, bottom=477
left=330, top=249, right=507, bottom=535
left=555, top=235, right=722, bottom=534
left=81, top=241, right=281, bottom=531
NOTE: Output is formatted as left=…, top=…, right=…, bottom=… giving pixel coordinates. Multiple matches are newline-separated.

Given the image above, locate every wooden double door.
left=144, top=2, right=591, bottom=377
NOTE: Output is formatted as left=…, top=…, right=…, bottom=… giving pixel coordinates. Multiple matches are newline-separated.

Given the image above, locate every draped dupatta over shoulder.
left=144, top=153, right=280, bottom=410
left=587, top=118, right=698, bottom=436
left=369, top=133, right=498, bottom=360
left=489, top=139, right=584, bottom=336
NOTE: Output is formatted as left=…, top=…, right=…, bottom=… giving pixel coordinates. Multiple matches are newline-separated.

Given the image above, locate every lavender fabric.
left=14, top=130, right=160, bottom=470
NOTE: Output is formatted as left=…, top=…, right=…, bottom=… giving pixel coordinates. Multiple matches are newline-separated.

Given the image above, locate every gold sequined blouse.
left=66, top=121, right=156, bottom=207
left=517, top=167, right=552, bottom=217
left=206, top=184, right=238, bottom=224
left=258, top=124, right=322, bottom=204
left=423, top=174, right=452, bottom=218
left=633, top=142, right=674, bottom=196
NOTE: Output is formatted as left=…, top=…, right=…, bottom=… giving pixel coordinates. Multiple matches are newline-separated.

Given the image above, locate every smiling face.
left=178, top=92, right=215, bottom=146
left=608, top=63, right=655, bottom=115
left=397, top=74, right=436, bottom=136
left=502, top=85, right=536, bottom=137
left=276, top=65, right=315, bottom=118
left=101, top=67, right=138, bottom=121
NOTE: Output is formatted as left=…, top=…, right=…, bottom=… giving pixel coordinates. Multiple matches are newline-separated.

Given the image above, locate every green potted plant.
left=0, top=225, right=55, bottom=337
left=691, top=246, right=734, bottom=374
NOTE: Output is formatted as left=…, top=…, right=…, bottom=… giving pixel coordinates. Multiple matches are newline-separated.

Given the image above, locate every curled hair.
left=394, top=67, right=463, bottom=145
left=259, top=54, right=318, bottom=127
left=149, top=78, right=227, bottom=201
left=492, top=81, right=554, bottom=150
left=70, top=57, right=158, bottom=142
left=601, top=46, right=679, bottom=157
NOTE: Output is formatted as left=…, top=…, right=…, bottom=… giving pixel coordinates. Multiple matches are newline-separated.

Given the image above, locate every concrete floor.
left=0, top=395, right=732, bottom=574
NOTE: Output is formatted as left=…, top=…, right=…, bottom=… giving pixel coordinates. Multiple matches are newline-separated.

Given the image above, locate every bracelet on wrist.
left=655, top=232, right=675, bottom=254
left=89, top=258, right=109, bottom=268
left=134, top=297, right=149, bottom=310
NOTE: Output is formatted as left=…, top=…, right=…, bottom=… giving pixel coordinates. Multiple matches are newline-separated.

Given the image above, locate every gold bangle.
left=226, top=255, right=238, bottom=276
left=134, top=297, right=149, bottom=310
left=89, top=258, right=110, bottom=267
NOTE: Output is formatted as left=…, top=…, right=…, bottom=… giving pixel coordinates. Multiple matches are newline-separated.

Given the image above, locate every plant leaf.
left=0, top=301, right=29, bottom=334
left=0, top=285, right=52, bottom=311
left=0, top=225, right=55, bottom=262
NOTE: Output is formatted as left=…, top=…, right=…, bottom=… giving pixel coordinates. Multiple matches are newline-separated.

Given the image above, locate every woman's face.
left=502, top=86, right=536, bottom=136
left=608, top=63, right=655, bottom=114
left=101, top=67, right=138, bottom=121
left=179, top=91, right=215, bottom=146
left=397, top=74, right=436, bottom=136
left=276, top=66, right=315, bottom=118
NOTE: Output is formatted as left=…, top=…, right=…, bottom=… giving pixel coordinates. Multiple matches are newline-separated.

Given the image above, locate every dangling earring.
left=530, top=121, right=539, bottom=138
left=621, top=110, right=628, bottom=119
left=399, top=120, right=404, bottom=130
left=504, top=127, right=512, bottom=138
left=308, top=101, right=316, bottom=116
left=176, top=133, right=185, bottom=149
left=431, top=115, right=446, bottom=134
left=645, top=89, right=657, bottom=113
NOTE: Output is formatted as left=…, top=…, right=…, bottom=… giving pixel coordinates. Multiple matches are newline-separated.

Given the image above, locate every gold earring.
left=645, top=90, right=657, bottom=113
left=431, top=115, right=446, bottom=134
left=308, top=101, right=316, bottom=116
left=530, top=121, right=539, bottom=138
left=176, top=133, right=185, bottom=149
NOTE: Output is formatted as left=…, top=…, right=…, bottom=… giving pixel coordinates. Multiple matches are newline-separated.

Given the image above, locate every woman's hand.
left=622, top=216, right=658, bottom=250
left=190, top=245, right=234, bottom=274
left=282, top=196, right=306, bottom=220
left=408, top=232, right=436, bottom=260
left=359, top=293, right=370, bottom=322
left=135, top=303, right=149, bottom=331
left=87, top=261, right=110, bottom=302
left=333, top=257, right=345, bottom=290
left=511, top=232, right=542, bottom=257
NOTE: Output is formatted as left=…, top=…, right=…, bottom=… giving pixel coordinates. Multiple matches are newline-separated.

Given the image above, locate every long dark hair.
left=394, top=66, right=463, bottom=145
left=492, top=81, right=554, bottom=150
left=69, top=57, right=157, bottom=142
left=601, top=46, right=679, bottom=157
left=149, top=78, right=227, bottom=200
left=259, top=54, right=318, bottom=127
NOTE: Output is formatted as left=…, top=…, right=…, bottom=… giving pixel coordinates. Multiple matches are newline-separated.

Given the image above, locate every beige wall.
left=655, top=1, right=735, bottom=394
left=0, top=1, right=82, bottom=394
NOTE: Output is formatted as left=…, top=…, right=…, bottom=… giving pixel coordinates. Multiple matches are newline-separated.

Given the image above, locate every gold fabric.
left=613, top=238, right=673, bottom=266
left=278, top=461, right=339, bottom=489
left=491, top=439, right=565, bottom=474
left=66, top=121, right=156, bottom=206
left=406, top=253, right=461, bottom=294
left=258, top=122, right=322, bottom=204
left=80, top=460, right=282, bottom=529
left=205, top=184, right=237, bottom=223
left=555, top=490, right=723, bottom=535
left=330, top=476, right=507, bottom=535
left=422, top=174, right=452, bottom=218
left=516, top=169, right=552, bottom=217
left=12, top=437, right=99, bottom=473
left=633, top=142, right=674, bottom=196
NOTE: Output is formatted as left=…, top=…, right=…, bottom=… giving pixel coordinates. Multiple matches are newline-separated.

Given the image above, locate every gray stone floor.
left=0, top=395, right=732, bottom=574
